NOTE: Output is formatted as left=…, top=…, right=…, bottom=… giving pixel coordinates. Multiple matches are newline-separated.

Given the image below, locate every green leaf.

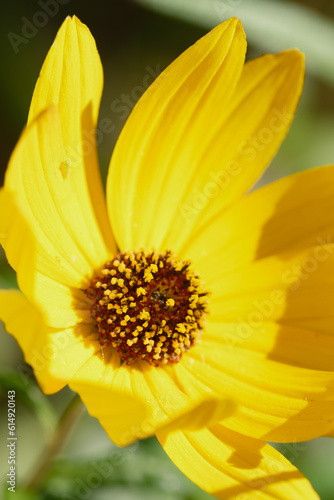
left=135, top=0, right=334, bottom=87
left=0, top=371, right=57, bottom=433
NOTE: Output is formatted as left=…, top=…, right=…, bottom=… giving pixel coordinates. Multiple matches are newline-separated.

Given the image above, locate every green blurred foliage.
left=0, top=1, right=334, bottom=499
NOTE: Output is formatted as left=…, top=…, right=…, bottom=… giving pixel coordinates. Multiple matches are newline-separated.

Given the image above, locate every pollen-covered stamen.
left=84, top=250, right=209, bottom=366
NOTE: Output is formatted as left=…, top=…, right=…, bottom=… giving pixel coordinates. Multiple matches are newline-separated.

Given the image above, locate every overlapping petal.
left=107, top=17, right=304, bottom=256
left=107, top=17, right=247, bottom=251
left=162, top=49, right=305, bottom=252
left=158, top=424, right=319, bottom=500
left=175, top=319, right=334, bottom=443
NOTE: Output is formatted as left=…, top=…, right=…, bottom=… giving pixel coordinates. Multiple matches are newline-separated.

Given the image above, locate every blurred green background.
left=0, top=0, right=334, bottom=499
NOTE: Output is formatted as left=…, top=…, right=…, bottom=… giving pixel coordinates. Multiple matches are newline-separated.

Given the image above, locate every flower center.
left=84, top=249, right=209, bottom=366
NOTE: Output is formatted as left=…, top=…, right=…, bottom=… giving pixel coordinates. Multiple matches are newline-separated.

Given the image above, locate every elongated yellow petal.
left=158, top=424, right=319, bottom=500
left=28, top=16, right=115, bottom=252
left=107, top=18, right=246, bottom=251
left=0, top=290, right=64, bottom=393
left=107, top=24, right=304, bottom=254
left=182, top=165, right=334, bottom=276
left=172, top=315, right=334, bottom=443
left=0, top=107, right=111, bottom=325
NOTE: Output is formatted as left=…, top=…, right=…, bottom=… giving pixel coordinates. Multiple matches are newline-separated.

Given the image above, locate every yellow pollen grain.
left=111, top=277, right=117, bottom=285
left=176, top=323, right=186, bottom=333
left=139, top=310, right=150, bottom=320
left=118, top=262, right=126, bottom=273
left=137, top=287, right=146, bottom=296
left=144, top=269, right=154, bottom=282
left=166, top=298, right=175, bottom=307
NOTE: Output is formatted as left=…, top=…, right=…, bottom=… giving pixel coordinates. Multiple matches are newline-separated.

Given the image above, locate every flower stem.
left=27, top=393, right=84, bottom=491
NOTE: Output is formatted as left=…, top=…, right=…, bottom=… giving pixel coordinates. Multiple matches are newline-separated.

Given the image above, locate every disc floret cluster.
left=85, top=249, right=209, bottom=366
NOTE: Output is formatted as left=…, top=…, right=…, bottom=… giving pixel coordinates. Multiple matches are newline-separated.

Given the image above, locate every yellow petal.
left=1, top=107, right=110, bottom=325
left=209, top=248, right=334, bottom=337
left=69, top=360, right=194, bottom=446
left=182, top=165, right=334, bottom=276
left=107, top=18, right=246, bottom=251
left=107, top=23, right=303, bottom=255
left=158, top=396, right=236, bottom=435
left=0, top=290, right=64, bottom=393
left=28, top=16, right=115, bottom=252
left=158, top=424, right=319, bottom=500
left=173, top=317, right=334, bottom=443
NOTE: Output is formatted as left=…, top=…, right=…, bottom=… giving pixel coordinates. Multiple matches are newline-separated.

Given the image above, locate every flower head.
left=1, top=15, right=334, bottom=499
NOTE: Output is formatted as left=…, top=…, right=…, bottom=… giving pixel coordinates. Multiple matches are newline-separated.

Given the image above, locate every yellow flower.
left=1, top=15, right=334, bottom=499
